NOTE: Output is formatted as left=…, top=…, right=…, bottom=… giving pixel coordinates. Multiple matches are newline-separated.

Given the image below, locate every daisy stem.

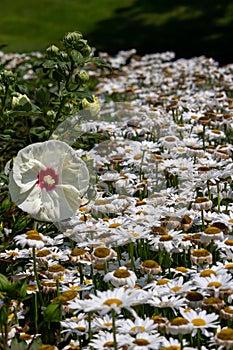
left=56, top=279, right=60, bottom=296
left=78, top=262, right=84, bottom=285
left=90, top=264, right=97, bottom=295
left=189, top=333, right=194, bottom=347
left=3, top=324, right=8, bottom=350
left=139, top=150, right=145, bottom=182
left=32, top=246, right=43, bottom=307
left=201, top=209, right=205, bottom=231
left=104, top=261, right=109, bottom=274
left=88, top=311, right=93, bottom=341
left=155, top=162, right=158, bottom=188
left=111, top=309, right=118, bottom=350
left=197, top=329, right=202, bottom=349
left=129, top=242, right=136, bottom=271
left=217, top=181, right=221, bottom=214
left=202, top=125, right=206, bottom=150
left=34, top=292, right=38, bottom=334
left=33, top=221, right=38, bottom=231
left=179, top=334, right=184, bottom=350
left=115, top=246, right=122, bottom=267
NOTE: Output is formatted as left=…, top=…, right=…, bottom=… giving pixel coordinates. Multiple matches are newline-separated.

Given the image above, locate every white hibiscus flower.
left=8, top=140, right=89, bottom=222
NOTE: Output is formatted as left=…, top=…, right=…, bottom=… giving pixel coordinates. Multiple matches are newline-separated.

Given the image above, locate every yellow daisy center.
left=130, top=325, right=146, bottom=333
left=208, top=282, right=222, bottom=288
left=104, top=298, right=123, bottom=307
left=109, top=223, right=121, bottom=228
left=192, top=318, right=206, bottom=326
left=26, top=230, right=42, bottom=240
left=200, top=269, right=216, bottom=277
left=113, top=269, right=131, bottom=278
left=37, top=249, right=51, bottom=257
left=71, top=248, right=87, bottom=256
left=133, top=339, right=150, bottom=346
left=103, top=341, right=114, bottom=347
left=217, top=328, right=233, bottom=340
left=192, top=249, right=210, bottom=257
left=48, top=264, right=65, bottom=273
left=142, top=260, right=160, bottom=268
left=159, top=235, right=173, bottom=241
left=94, top=247, right=110, bottom=258
left=170, top=317, right=189, bottom=326
left=204, top=227, right=221, bottom=235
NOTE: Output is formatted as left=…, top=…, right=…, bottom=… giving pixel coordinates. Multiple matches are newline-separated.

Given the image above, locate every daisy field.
left=0, top=32, right=233, bottom=350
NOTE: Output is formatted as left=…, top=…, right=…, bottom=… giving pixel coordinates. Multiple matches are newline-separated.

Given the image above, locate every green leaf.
left=43, top=301, right=62, bottom=323
left=70, top=50, right=84, bottom=65
left=42, top=60, right=58, bottom=69
left=35, top=87, right=49, bottom=105
left=6, top=277, right=27, bottom=299
left=52, top=68, right=66, bottom=82
left=0, top=273, right=11, bottom=291
left=0, top=304, right=8, bottom=326
left=86, top=56, right=112, bottom=70
left=17, top=278, right=28, bottom=299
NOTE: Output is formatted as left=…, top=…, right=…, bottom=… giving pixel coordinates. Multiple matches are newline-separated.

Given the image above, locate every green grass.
left=0, top=0, right=232, bottom=64
left=0, top=0, right=135, bottom=52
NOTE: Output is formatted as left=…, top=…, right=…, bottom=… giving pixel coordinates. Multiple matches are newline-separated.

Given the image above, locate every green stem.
left=34, top=292, right=38, bottom=333
left=88, top=312, right=93, bottom=341
left=139, top=150, right=145, bottom=182
left=201, top=209, right=205, bottom=231
left=32, top=246, right=43, bottom=306
left=217, top=181, right=221, bottom=214
left=179, top=334, right=183, bottom=350
left=1, top=84, right=9, bottom=116
left=111, top=309, right=117, bottom=350
left=202, top=125, right=206, bottom=150
left=78, top=262, right=84, bottom=285
left=129, top=242, right=136, bottom=271
left=56, top=279, right=60, bottom=296
left=196, top=329, right=202, bottom=349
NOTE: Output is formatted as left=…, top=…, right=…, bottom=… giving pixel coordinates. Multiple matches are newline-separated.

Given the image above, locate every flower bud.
left=46, top=45, right=59, bottom=59
left=82, top=95, right=100, bottom=117
left=58, top=50, right=69, bottom=62
left=63, top=102, right=74, bottom=114
left=63, top=31, right=83, bottom=48
left=12, top=93, right=32, bottom=111
left=81, top=44, right=92, bottom=57
left=46, top=110, right=56, bottom=119
left=0, top=70, right=16, bottom=85
left=75, top=71, right=89, bottom=84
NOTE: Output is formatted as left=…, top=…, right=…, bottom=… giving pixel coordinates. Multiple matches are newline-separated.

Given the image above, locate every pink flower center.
left=37, top=167, right=59, bottom=191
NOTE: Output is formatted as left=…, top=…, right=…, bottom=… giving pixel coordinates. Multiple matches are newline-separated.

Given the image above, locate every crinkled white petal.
left=9, top=140, right=90, bottom=222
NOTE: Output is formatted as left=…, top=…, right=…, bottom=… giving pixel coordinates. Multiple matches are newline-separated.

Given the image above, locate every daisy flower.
left=193, top=273, right=233, bottom=298
left=103, top=266, right=137, bottom=288
left=14, top=230, right=52, bottom=249
left=92, top=314, right=117, bottom=331
left=168, top=316, right=193, bottom=335
left=68, top=286, right=140, bottom=315
left=180, top=308, right=219, bottom=336
left=215, top=328, right=233, bottom=349
left=160, top=336, right=186, bottom=350
left=166, top=276, right=192, bottom=296
left=89, top=330, right=127, bottom=350
left=148, top=295, right=187, bottom=315
left=117, top=316, right=158, bottom=335
left=118, top=331, right=164, bottom=350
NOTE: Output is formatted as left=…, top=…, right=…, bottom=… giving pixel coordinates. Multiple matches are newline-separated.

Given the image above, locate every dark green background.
left=0, top=0, right=232, bottom=65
